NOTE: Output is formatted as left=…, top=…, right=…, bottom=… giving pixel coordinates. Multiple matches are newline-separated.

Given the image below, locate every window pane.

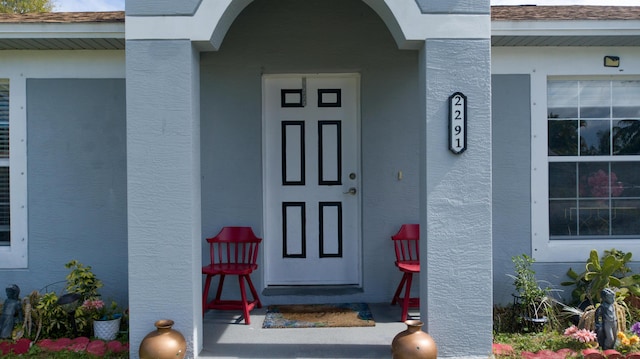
left=578, top=200, right=610, bottom=236
left=0, top=80, right=7, bottom=159
left=579, top=163, right=612, bottom=199
left=548, top=81, right=578, bottom=118
left=613, top=80, right=640, bottom=118
left=611, top=199, right=640, bottom=235
left=549, top=120, right=578, bottom=156
left=580, top=120, right=610, bottom=156
left=613, top=119, right=640, bottom=155
left=550, top=200, right=577, bottom=236
left=580, top=81, right=611, bottom=118
left=612, top=162, right=640, bottom=198
left=549, top=162, right=576, bottom=198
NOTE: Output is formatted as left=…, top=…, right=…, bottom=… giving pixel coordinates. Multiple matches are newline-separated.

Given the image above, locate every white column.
left=126, top=40, right=202, bottom=358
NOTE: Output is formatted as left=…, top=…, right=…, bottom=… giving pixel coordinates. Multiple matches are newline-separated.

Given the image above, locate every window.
left=547, top=79, right=640, bottom=240
left=0, top=76, right=23, bottom=269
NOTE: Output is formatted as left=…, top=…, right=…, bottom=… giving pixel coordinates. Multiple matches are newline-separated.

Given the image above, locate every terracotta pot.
left=391, top=320, right=437, bottom=359
left=139, top=319, right=187, bottom=359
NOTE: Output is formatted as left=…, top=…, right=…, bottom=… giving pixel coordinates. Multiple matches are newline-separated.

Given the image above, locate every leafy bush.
left=562, top=248, right=640, bottom=306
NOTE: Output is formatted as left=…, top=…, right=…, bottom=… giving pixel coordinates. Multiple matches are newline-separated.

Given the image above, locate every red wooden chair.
left=391, top=223, right=420, bottom=322
left=202, top=226, right=262, bottom=324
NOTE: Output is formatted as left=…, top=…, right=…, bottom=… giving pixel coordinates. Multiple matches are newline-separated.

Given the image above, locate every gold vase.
left=391, top=320, right=437, bottom=359
left=139, top=319, right=187, bottom=359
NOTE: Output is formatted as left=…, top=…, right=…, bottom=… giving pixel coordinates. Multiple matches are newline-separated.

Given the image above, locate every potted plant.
left=509, top=254, right=557, bottom=331
left=81, top=299, right=122, bottom=340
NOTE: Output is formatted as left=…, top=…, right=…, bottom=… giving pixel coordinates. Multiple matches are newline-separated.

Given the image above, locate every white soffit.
left=0, top=22, right=123, bottom=39
left=492, top=19, right=640, bottom=37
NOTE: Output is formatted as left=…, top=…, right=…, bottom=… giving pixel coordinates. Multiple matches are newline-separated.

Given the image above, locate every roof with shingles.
left=0, top=6, right=638, bottom=23
left=491, top=5, right=640, bottom=21
left=0, top=11, right=124, bottom=23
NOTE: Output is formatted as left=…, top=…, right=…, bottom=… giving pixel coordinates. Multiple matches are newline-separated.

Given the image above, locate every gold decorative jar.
left=391, top=320, right=437, bottom=359
left=139, top=319, right=187, bottom=359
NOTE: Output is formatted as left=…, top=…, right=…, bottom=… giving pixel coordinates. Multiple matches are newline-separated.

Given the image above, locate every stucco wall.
left=491, top=74, right=532, bottom=304
left=2, top=78, right=128, bottom=305
left=200, top=0, right=420, bottom=304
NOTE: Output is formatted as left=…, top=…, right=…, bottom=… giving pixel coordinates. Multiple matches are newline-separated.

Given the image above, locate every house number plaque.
left=448, top=92, right=467, bottom=154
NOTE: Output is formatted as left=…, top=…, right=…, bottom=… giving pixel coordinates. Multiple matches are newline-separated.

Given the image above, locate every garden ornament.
left=0, top=284, right=22, bottom=339
left=595, top=288, right=617, bottom=349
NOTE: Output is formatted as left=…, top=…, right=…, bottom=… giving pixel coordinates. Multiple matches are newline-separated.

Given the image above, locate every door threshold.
left=262, top=285, right=363, bottom=296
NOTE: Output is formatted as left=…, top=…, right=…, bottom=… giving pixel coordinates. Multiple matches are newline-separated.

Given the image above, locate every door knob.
left=343, top=187, right=357, bottom=195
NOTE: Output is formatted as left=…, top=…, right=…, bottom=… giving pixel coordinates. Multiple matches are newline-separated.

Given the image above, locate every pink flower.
left=573, top=328, right=597, bottom=343
left=82, top=299, right=105, bottom=311
left=564, top=325, right=579, bottom=336
left=564, top=325, right=597, bottom=343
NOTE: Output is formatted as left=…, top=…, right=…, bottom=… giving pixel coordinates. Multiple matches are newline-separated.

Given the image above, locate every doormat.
left=262, top=303, right=375, bottom=328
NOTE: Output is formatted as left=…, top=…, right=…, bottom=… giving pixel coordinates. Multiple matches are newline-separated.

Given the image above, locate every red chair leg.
left=202, top=274, right=213, bottom=315
left=214, top=274, right=226, bottom=303
left=245, top=275, right=262, bottom=309
left=392, top=274, right=408, bottom=305
left=401, top=273, right=414, bottom=322
left=239, top=275, right=250, bottom=325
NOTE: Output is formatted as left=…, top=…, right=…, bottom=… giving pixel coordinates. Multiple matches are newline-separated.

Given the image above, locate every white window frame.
left=533, top=74, right=640, bottom=262
left=0, top=75, right=27, bottom=269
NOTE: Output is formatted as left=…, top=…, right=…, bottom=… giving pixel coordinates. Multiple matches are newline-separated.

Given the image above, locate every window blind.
left=0, top=80, right=8, bottom=244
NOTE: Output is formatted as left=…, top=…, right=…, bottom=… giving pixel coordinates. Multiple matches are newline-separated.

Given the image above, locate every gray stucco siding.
left=18, top=78, right=128, bottom=306
left=200, top=0, right=421, bottom=304
left=415, top=0, right=489, bottom=14
left=421, top=38, right=492, bottom=356
left=491, top=74, right=532, bottom=305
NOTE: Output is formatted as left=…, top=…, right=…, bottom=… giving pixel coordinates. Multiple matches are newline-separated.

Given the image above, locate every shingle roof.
left=0, top=11, right=124, bottom=23
left=491, top=5, right=640, bottom=21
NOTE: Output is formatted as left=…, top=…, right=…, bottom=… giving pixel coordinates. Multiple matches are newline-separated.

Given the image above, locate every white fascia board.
left=492, top=20, right=640, bottom=37
left=0, top=22, right=123, bottom=39
left=384, top=0, right=490, bottom=41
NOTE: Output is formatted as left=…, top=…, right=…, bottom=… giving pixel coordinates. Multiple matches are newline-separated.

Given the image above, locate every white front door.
left=263, top=74, right=361, bottom=286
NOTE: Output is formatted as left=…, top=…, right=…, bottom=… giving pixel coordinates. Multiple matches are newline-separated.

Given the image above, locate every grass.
left=494, top=331, right=587, bottom=353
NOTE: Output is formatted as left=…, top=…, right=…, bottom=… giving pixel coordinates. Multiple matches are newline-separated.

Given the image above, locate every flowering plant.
left=81, top=299, right=121, bottom=321
left=617, top=329, right=640, bottom=354
left=564, top=325, right=598, bottom=348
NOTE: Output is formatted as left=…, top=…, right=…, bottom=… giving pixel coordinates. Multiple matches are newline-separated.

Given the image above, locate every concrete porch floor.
left=199, top=303, right=420, bottom=359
